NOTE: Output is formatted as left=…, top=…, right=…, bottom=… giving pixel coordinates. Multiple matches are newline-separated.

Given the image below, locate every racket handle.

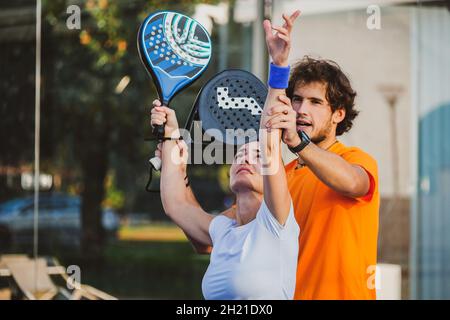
left=152, top=123, right=165, bottom=139
left=150, top=123, right=164, bottom=172
left=149, top=156, right=162, bottom=171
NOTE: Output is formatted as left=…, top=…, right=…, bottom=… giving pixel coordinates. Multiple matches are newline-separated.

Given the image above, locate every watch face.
left=288, top=130, right=311, bottom=154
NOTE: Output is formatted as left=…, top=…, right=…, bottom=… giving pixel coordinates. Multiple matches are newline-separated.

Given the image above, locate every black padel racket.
left=188, top=69, right=267, bottom=146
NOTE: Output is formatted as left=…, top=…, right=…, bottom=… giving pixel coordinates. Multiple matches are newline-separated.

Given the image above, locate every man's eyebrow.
left=299, top=96, right=324, bottom=104
left=293, top=93, right=324, bottom=102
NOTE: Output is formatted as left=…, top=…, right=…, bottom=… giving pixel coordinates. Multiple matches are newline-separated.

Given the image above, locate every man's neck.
left=316, top=135, right=338, bottom=151
left=235, top=191, right=263, bottom=226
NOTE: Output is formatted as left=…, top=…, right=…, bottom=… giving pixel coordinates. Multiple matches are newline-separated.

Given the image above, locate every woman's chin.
left=231, top=180, right=262, bottom=195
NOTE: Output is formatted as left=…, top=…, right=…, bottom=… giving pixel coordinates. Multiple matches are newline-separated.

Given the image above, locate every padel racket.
left=188, top=69, right=267, bottom=146
left=138, top=10, right=212, bottom=170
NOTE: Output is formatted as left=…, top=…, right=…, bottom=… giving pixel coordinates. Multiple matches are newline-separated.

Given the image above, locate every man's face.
left=291, top=81, right=341, bottom=144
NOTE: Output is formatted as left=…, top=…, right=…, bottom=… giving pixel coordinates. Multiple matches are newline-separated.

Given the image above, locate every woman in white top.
left=151, top=11, right=301, bottom=300
left=151, top=107, right=299, bottom=299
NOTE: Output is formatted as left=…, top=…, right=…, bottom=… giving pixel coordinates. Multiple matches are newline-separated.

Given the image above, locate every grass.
left=118, top=223, right=188, bottom=242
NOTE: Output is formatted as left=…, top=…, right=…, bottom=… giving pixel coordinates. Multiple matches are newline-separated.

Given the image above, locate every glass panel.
left=1, top=0, right=449, bottom=300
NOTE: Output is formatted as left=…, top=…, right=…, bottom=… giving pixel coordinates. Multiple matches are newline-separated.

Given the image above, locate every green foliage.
left=103, top=171, right=125, bottom=210
left=45, top=0, right=222, bottom=167
left=60, top=240, right=209, bottom=299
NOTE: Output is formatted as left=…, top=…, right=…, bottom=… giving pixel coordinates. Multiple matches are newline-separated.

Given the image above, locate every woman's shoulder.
left=209, top=214, right=236, bottom=244
left=256, top=200, right=299, bottom=239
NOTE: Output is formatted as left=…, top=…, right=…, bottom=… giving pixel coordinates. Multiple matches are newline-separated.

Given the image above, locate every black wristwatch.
left=288, top=130, right=311, bottom=154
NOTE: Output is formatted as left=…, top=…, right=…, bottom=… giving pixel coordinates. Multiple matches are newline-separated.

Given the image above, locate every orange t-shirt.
left=285, top=142, right=379, bottom=300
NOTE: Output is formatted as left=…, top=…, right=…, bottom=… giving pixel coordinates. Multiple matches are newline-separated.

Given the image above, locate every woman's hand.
left=263, top=10, right=300, bottom=66
left=150, top=99, right=180, bottom=137
left=263, top=95, right=301, bottom=148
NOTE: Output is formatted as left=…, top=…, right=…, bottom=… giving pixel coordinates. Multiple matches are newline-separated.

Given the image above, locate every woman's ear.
left=333, top=107, right=346, bottom=125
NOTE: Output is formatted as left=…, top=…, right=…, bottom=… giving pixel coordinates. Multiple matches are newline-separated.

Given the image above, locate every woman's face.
left=229, top=141, right=263, bottom=194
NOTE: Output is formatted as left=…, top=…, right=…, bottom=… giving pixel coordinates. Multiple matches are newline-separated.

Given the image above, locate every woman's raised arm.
left=151, top=102, right=214, bottom=246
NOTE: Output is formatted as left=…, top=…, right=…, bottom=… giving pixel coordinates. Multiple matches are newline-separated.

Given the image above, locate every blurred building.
left=268, top=0, right=450, bottom=299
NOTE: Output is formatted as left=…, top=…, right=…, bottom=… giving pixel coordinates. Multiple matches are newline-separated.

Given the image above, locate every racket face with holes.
left=138, top=11, right=212, bottom=105
left=195, top=69, right=267, bottom=145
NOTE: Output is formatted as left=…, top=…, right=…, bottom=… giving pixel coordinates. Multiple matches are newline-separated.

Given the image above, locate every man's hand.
left=263, top=10, right=300, bottom=66
left=150, top=99, right=180, bottom=137
left=264, top=95, right=301, bottom=148
left=154, top=138, right=188, bottom=172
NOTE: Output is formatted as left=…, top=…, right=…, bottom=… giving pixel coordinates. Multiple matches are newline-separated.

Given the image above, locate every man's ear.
left=333, top=107, right=346, bottom=125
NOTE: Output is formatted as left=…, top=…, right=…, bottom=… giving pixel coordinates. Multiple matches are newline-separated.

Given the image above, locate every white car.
left=0, top=193, right=120, bottom=250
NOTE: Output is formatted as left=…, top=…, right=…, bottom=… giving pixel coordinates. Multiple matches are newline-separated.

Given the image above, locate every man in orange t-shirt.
left=284, top=141, right=379, bottom=299
left=264, top=57, right=379, bottom=299
left=260, top=12, right=379, bottom=299
left=181, top=12, right=379, bottom=300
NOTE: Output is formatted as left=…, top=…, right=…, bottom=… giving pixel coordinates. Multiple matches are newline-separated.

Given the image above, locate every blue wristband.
left=268, top=63, right=290, bottom=89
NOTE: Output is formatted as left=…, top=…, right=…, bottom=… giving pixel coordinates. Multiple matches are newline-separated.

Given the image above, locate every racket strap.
left=145, top=166, right=190, bottom=192
left=161, top=136, right=184, bottom=141
left=145, top=138, right=189, bottom=192
left=145, top=165, right=159, bottom=193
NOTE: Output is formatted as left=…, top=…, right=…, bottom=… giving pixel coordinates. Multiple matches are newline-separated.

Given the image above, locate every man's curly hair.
left=286, top=56, right=358, bottom=136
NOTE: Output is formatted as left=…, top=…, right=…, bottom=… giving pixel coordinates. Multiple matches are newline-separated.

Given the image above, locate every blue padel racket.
left=138, top=10, right=212, bottom=171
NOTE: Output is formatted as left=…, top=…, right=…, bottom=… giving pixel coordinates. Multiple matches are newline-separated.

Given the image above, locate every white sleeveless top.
left=202, top=200, right=300, bottom=300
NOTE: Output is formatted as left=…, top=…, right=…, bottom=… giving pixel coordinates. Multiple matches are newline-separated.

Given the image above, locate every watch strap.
left=288, top=131, right=311, bottom=154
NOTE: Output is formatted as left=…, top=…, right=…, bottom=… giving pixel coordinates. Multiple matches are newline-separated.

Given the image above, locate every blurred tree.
left=42, top=0, right=218, bottom=258
left=103, top=171, right=125, bottom=211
